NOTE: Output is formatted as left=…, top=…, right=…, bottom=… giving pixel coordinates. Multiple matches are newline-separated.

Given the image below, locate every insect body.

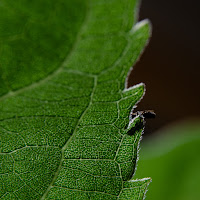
left=131, top=110, right=156, bottom=119
left=127, top=110, right=155, bottom=136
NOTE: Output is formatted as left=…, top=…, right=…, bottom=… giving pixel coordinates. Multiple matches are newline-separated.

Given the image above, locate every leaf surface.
left=0, top=0, right=151, bottom=199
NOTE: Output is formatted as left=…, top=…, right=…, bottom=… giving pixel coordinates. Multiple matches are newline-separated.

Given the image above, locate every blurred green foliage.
left=135, top=120, right=200, bottom=200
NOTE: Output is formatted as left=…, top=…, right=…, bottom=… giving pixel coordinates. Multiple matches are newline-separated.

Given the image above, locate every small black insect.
left=127, top=110, right=156, bottom=136
left=131, top=110, right=156, bottom=119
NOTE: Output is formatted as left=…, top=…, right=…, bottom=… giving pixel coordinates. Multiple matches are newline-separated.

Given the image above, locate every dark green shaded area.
left=0, top=0, right=86, bottom=95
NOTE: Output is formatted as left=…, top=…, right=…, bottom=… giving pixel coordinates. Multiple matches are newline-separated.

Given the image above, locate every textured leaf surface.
left=0, top=0, right=151, bottom=199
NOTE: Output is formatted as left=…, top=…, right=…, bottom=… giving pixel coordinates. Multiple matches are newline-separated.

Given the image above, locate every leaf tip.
left=130, top=19, right=152, bottom=36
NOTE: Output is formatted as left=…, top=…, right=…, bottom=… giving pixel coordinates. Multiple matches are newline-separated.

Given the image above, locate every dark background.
left=128, top=0, right=200, bottom=136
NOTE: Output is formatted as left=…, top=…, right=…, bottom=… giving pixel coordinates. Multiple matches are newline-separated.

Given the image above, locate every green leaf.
left=0, top=0, right=151, bottom=199
left=135, top=120, right=200, bottom=200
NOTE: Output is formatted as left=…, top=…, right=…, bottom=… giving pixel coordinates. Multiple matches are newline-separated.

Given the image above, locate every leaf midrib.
left=39, top=3, right=91, bottom=199
left=39, top=20, right=140, bottom=200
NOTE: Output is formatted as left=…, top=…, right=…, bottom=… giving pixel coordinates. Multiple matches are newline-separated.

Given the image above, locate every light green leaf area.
left=135, top=121, right=200, bottom=200
left=0, top=0, right=151, bottom=199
